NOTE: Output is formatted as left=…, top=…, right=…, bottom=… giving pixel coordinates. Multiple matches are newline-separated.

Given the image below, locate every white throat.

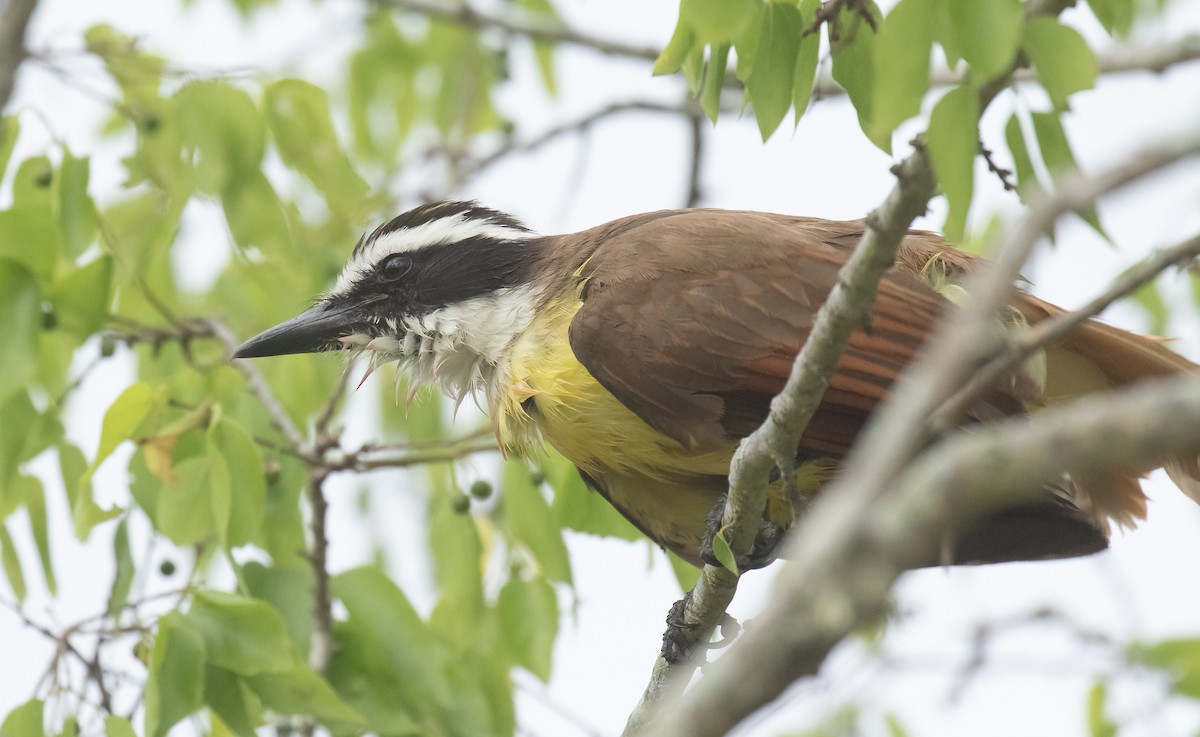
left=343, top=284, right=542, bottom=405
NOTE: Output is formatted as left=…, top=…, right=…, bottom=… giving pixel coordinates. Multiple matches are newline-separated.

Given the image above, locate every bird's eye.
left=380, top=254, right=411, bottom=281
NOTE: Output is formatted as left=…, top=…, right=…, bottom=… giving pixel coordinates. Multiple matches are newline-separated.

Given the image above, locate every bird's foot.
left=660, top=593, right=742, bottom=664
left=698, top=496, right=786, bottom=572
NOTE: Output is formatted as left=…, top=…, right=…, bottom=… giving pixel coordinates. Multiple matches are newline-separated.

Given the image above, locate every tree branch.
left=371, top=0, right=1200, bottom=103
left=0, top=0, right=38, bottom=112
left=444, top=99, right=723, bottom=189
left=637, top=122, right=1200, bottom=737
left=204, top=317, right=308, bottom=452
left=932, top=229, right=1200, bottom=432
left=373, top=0, right=660, bottom=60
left=647, top=374, right=1200, bottom=737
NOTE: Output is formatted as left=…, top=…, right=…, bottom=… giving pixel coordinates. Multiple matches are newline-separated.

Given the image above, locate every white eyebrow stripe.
left=325, top=213, right=537, bottom=299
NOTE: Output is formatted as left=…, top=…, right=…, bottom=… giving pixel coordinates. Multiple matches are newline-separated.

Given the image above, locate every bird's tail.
left=1015, top=294, right=1200, bottom=527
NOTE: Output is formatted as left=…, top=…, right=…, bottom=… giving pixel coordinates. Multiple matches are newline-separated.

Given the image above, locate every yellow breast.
left=496, top=295, right=737, bottom=481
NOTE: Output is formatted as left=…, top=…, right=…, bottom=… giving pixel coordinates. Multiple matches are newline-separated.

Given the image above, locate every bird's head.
left=234, top=201, right=544, bottom=400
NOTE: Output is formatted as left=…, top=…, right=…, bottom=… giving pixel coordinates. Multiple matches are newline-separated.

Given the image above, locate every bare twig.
left=300, top=470, right=333, bottom=737
left=981, top=142, right=1017, bottom=193
left=932, top=230, right=1200, bottom=432
left=0, top=0, right=39, bottom=111
left=684, top=109, right=704, bottom=208
left=450, top=99, right=723, bottom=187
left=374, top=0, right=660, bottom=60
left=203, top=317, right=308, bottom=451
left=325, top=437, right=499, bottom=473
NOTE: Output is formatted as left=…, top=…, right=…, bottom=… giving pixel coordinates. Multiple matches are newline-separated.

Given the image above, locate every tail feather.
left=1015, top=294, right=1200, bottom=528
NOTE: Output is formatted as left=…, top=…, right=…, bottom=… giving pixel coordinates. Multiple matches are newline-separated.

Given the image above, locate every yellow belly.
left=498, top=296, right=735, bottom=480
left=495, top=295, right=837, bottom=564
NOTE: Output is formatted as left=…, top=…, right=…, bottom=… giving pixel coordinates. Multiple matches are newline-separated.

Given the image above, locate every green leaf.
left=1131, top=281, right=1169, bottom=335
left=107, top=518, right=135, bottom=617
left=20, top=477, right=55, bottom=595
left=205, top=438, right=232, bottom=548
left=145, top=612, right=206, bottom=737
left=518, top=0, right=558, bottom=94
left=221, top=172, right=289, bottom=256
left=93, top=382, right=164, bottom=471
left=699, top=43, right=731, bottom=122
left=207, top=419, right=265, bottom=548
left=184, top=591, right=295, bottom=676
left=175, top=81, right=265, bottom=194
left=654, top=20, right=698, bottom=76
left=1087, top=0, right=1134, bottom=37
left=926, top=85, right=979, bottom=241
left=103, top=716, right=136, bottom=737
left=246, top=663, right=363, bottom=724
left=242, top=563, right=314, bottom=663
left=710, top=527, right=739, bottom=574
left=503, top=461, right=572, bottom=584
left=745, top=2, right=803, bottom=140
left=1133, top=638, right=1200, bottom=698
left=546, top=453, right=640, bottom=541
left=1004, top=113, right=1040, bottom=199
left=1030, top=111, right=1107, bottom=239
left=0, top=521, right=27, bottom=601
left=72, top=475, right=122, bottom=542
left=263, top=79, right=369, bottom=215
left=154, top=453, right=218, bottom=544
left=869, top=0, right=941, bottom=150
left=945, top=0, right=1023, bottom=80
left=1086, top=681, right=1117, bottom=737
left=792, top=0, right=822, bottom=122
left=55, top=152, right=96, bottom=258
left=1023, top=18, right=1098, bottom=110
left=0, top=260, right=40, bottom=406
left=498, top=575, right=559, bottom=681
left=830, top=2, right=881, bottom=148
left=203, top=666, right=262, bottom=737
left=429, top=492, right=486, bottom=646
left=47, top=255, right=113, bottom=338
left=682, top=0, right=758, bottom=45
left=0, top=699, right=44, bottom=737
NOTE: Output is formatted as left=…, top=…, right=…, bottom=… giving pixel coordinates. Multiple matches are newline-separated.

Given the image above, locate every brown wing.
left=567, top=210, right=1012, bottom=457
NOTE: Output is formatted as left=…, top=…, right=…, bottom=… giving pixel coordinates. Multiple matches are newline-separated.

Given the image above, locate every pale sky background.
left=3, top=1, right=1200, bottom=736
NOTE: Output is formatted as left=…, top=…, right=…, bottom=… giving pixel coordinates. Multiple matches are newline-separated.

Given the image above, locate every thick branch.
left=639, top=122, right=1200, bottom=737
left=0, top=0, right=38, bottom=111
left=648, top=374, right=1200, bottom=737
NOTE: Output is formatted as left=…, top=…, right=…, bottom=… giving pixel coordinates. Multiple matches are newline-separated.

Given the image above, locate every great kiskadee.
left=234, top=201, right=1200, bottom=568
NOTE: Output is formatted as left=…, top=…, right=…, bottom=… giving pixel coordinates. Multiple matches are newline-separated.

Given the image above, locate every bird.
left=234, top=201, right=1200, bottom=569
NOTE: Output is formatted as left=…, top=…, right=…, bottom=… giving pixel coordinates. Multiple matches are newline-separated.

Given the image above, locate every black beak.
left=233, top=301, right=363, bottom=359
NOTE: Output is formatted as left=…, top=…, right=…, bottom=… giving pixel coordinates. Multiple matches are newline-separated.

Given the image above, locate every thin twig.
left=685, top=109, right=704, bottom=208
left=374, top=0, right=660, bottom=60
left=450, top=99, right=723, bottom=186
left=0, top=0, right=39, bottom=111
left=325, top=439, right=500, bottom=473
left=204, top=317, right=308, bottom=452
